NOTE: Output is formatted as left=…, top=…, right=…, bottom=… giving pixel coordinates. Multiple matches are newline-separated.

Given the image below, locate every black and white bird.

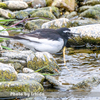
left=0, top=28, right=76, bottom=53
left=0, top=27, right=78, bottom=70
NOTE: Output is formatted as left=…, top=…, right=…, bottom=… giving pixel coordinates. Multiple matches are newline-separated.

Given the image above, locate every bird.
left=0, top=27, right=78, bottom=71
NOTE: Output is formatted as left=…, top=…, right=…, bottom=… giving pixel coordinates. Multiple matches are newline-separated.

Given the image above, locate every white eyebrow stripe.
left=63, top=30, right=70, bottom=33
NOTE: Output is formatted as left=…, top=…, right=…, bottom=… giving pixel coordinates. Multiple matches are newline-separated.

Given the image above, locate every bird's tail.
left=0, top=35, right=23, bottom=40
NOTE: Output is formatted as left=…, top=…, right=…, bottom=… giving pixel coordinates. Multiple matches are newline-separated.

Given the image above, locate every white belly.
left=17, top=38, right=64, bottom=53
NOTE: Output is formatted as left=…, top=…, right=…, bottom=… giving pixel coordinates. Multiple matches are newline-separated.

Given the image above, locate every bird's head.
left=56, top=27, right=79, bottom=46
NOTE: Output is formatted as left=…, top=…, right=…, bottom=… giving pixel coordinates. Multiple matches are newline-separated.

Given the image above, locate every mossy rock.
left=30, top=10, right=56, bottom=20
left=0, top=70, right=17, bottom=81
left=79, top=5, right=100, bottom=19
left=71, top=77, right=99, bottom=91
left=0, top=80, right=44, bottom=92
left=68, top=36, right=100, bottom=46
left=27, top=52, right=60, bottom=73
left=15, top=11, right=29, bottom=19
left=0, top=63, right=17, bottom=81
left=25, top=19, right=49, bottom=30
left=83, top=0, right=100, bottom=6
left=30, top=6, right=60, bottom=18
left=46, top=0, right=53, bottom=6
left=0, top=2, right=7, bottom=8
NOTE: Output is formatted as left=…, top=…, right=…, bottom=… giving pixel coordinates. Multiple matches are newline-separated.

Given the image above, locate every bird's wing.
left=17, top=29, right=61, bottom=43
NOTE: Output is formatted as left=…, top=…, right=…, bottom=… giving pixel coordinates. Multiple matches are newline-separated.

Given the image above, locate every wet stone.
left=45, top=75, right=61, bottom=86
left=17, top=72, right=45, bottom=83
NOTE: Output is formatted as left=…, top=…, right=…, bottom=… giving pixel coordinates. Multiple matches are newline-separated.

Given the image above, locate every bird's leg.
left=63, top=46, right=70, bottom=71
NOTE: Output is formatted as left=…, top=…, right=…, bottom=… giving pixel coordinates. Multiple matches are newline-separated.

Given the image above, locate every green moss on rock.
left=0, top=70, right=17, bottom=81
left=0, top=80, right=44, bottom=92
left=0, top=2, right=7, bottom=8
left=27, top=55, right=60, bottom=73
left=30, top=10, right=56, bottom=20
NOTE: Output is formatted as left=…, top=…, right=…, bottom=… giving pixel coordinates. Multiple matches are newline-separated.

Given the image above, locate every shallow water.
left=43, top=51, right=100, bottom=100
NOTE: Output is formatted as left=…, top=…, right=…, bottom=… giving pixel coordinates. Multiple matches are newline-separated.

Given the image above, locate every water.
left=42, top=51, right=100, bottom=100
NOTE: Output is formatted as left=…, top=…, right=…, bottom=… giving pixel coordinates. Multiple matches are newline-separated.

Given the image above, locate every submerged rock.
left=45, top=75, right=61, bottom=86
left=0, top=63, right=17, bottom=81
left=71, top=77, right=99, bottom=91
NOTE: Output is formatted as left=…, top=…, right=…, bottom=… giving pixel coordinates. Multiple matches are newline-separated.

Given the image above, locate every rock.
left=28, top=0, right=46, bottom=8
left=0, top=80, right=44, bottom=93
left=0, top=63, right=17, bottom=81
left=71, top=77, right=99, bottom=91
left=70, top=24, right=100, bottom=38
left=11, top=63, right=24, bottom=72
left=0, top=51, right=60, bottom=73
left=23, top=68, right=34, bottom=73
left=27, top=52, right=60, bottom=73
left=30, top=10, right=56, bottom=20
left=0, top=2, right=7, bottom=8
left=46, top=0, right=53, bottom=6
left=79, top=5, right=92, bottom=13
left=52, top=0, right=75, bottom=11
left=15, top=10, right=29, bottom=19
left=17, top=72, right=45, bottom=83
left=25, top=19, right=49, bottom=30
left=38, top=6, right=60, bottom=18
left=42, top=18, right=69, bottom=29
left=82, top=0, right=100, bottom=6
left=4, top=1, right=28, bottom=10
left=79, top=5, right=100, bottom=19
left=0, top=8, right=15, bottom=18
left=66, top=11, right=77, bottom=19
left=67, top=18, right=100, bottom=27
left=45, top=75, right=61, bottom=86
left=30, top=6, right=60, bottom=18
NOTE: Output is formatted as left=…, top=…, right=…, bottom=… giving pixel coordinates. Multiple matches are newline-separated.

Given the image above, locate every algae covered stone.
left=25, top=19, right=49, bottom=30
left=0, top=80, right=44, bottom=93
left=15, top=10, right=29, bottom=20
left=27, top=52, right=60, bottom=73
left=0, top=63, right=17, bottom=81
left=0, top=2, right=7, bottom=8
left=79, top=5, right=100, bottom=19
left=30, top=10, right=56, bottom=20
